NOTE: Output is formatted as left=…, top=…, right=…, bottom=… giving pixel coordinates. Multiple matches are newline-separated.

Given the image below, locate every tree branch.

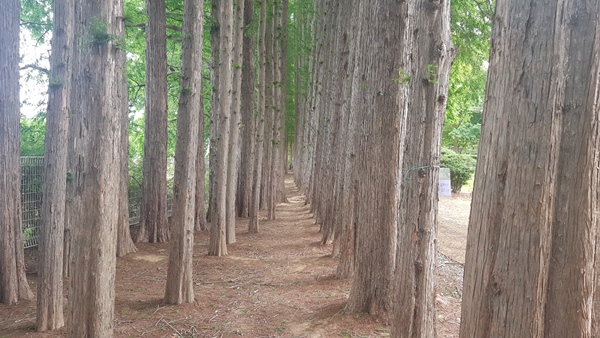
left=21, top=64, right=50, bottom=75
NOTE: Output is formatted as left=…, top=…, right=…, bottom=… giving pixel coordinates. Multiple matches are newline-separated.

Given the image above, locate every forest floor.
left=0, top=175, right=471, bottom=338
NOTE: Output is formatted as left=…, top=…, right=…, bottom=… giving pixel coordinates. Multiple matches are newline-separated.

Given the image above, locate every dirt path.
left=0, top=175, right=466, bottom=337
left=437, top=195, right=471, bottom=264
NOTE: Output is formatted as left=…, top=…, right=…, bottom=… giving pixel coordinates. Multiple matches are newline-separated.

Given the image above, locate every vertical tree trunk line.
left=331, top=2, right=359, bottom=273
left=67, top=0, right=123, bottom=335
left=137, top=0, right=169, bottom=244
left=344, top=0, right=403, bottom=316
left=268, top=0, right=281, bottom=220
left=392, top=0, right=455, bottom=335
left=207, top=0, right=220, bottom=225
left=116, top=0, right=137, bottom=257
left=460, top=1, right=600, bottom=336
left=262, top=2, right=275, bottom=216
left=226, top=0, right=245, bottom=244
left=235, top=0, right=256, bottom=219
left=36, top=0, right=73, bottom=328
left=248, top=0, right=267, bottom=234
left=278, top=0, right=289, bottom=203
left=0, top=0, right=34, bottom=306
left=164, top=0, right=204, bottom=305
left=209, top=0, right=234, bottom=256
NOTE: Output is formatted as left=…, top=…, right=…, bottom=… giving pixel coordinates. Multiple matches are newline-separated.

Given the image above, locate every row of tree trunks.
left=332, top=0, right=360, bottom=280
left=207, top=0, right=293, bottom=254
left=4, top=0, right=208, bottom=333
left=244, top=0, right=288, bottom=232
left=291, top=1, right=313, bottom=190
left=293, top=0, right=454, bottom=334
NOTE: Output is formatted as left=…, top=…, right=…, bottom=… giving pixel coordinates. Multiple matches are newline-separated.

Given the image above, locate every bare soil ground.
left=0, top=176, right=471, bottom=337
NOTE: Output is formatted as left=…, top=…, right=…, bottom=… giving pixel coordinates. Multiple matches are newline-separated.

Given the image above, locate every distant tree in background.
left=226, top=0, right=245, bottom=244
left=136, top=0, right=170, bottom=243
left=20, top=114, right=47, bottom=156
left=248, top=0, right=267, bottom=234
left=116, top=0, right=137, bottom=257
left=209, top=0, right=234, bottom=256
left=443, top=0, right=492, bottom=154
left=235, top=0, right=257, bottom=219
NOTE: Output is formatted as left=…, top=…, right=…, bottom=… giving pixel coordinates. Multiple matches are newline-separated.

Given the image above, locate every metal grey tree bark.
left=136, top=0, right=169, bottom=243
left=460, top=0, right=600, bottom=336
left=67, top=1, right=123, bottom=335
left=164, top=0, right=204, bottom=305
left=37, top=0, right=74, bottom=329
left=0, top=0, right=34, bottom=306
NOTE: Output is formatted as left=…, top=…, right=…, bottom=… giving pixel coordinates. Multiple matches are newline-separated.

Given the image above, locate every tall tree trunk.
left=136, top=0, right=169, bottom=243
left=67, top=1, right=122, bottom=335
left=345, top=0, right=404, bottom=316
left=164, top=0, right=204, bottom=305
left=207, top=0, right=220, bottom=225
left=268, top=0, right=281, bottom=220
left=277, top=0, right=289, bottom=203
left=460, top=1, right=600, bottom=336
left=302, top=2, right=324, bottom=206
left=0, top=0, right=34, bottom=305
left=236, top=0, right=256, bottom=218
left=226, top=0, right=245, bottom=244
left=263, top=2, right=276, bottom=218
left=314, top=1, right=339, bottom=245
left=209, top=0, right=234, bottom=256
left=116, top=0, right=137, bottom=257
left=392, top=0, right=454, bottom=335
left=249, top=0, right=267, bottom=234
left=36, top=0, right=74, bottom=328
left=333, top=1, right=359, bottom=278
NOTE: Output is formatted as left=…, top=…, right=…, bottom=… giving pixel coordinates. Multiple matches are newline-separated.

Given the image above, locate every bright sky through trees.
left=20, top=31, right=49, bottom=118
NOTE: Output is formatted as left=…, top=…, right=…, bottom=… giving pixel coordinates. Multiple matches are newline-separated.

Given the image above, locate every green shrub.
left=440, top=147, right=476, bottom=192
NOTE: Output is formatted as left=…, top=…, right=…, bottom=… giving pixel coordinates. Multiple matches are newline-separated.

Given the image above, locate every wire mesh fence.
left=20, top=157, right=174, bottom=249
left=21, top=157, right=44, bottom=248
